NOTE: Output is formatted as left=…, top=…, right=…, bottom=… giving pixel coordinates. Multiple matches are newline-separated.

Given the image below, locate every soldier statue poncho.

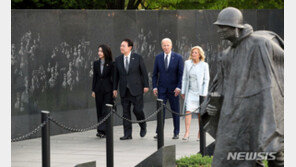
left=204, top=7, right=284, bottom=167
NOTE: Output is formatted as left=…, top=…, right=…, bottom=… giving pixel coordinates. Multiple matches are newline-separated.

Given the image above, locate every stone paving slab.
left=11, top=118, right=215, bottom=167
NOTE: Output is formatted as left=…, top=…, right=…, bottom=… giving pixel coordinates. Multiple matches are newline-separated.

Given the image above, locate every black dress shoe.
left=153, top=135, right=158, bottom=139
left=172, top=134, right=179, bottom=139
left=140, top=128, right=147, bottom=137
left=96, top=133, right=106, bottom=138
left=120, top=136, right=132, bottom=140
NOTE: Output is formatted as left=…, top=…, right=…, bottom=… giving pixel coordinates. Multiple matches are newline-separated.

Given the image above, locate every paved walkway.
left=11, top=118, right=215, bottom=167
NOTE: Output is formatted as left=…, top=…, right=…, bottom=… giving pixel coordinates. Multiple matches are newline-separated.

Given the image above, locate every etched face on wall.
left=161, top=39, right=172, bottom=54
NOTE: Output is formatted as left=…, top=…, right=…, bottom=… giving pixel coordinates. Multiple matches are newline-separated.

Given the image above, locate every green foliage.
left=11, top=0, right=109, bottom=9
left=176, top=153, right=270, bottom=167
left=12, top=0, right=284, bottom=9
left=176, top=153, right=213, bottom=167
left=263, top=159, right=269, bottom=167
left=142, top=0, right=284, bottom=10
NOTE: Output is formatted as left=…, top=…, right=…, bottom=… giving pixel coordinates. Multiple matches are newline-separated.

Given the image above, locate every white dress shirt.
left=124, top=51, right=131, bottom=70
left=100, top=59, right=105, bottom=74
left=164, top=51, right=171, bottom=68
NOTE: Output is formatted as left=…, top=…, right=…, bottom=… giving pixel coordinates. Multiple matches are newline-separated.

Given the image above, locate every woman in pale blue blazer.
left=181, top=46, right=209, bottom=141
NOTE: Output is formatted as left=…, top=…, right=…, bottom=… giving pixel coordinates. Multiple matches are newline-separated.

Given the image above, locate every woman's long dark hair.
left=98, top=44, right=113, bottom=64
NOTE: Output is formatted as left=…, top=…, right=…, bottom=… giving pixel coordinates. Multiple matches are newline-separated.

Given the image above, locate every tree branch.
left=127, top=0, right=135, bottom=9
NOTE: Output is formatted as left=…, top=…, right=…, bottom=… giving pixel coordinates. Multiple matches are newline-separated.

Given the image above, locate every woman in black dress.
left=92, top=44, right=114, bottom=138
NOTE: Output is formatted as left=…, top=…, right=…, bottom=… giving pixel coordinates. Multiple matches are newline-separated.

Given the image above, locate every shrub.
left=176, top=153, right=213, bottom=167
left=176, top=153, right=269, bottom=167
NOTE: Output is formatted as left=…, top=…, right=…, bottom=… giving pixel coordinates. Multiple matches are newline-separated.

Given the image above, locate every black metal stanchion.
left=106, top=104, right=114, bottom=167
left=199, top=118, right=206, bottom=156
left=156, top=99, right=164, bottom=149
left=41, top=110, right=50, bottom=167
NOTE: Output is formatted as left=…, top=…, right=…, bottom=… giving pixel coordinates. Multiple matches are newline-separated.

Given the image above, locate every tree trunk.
left=107, top=0, right=125, bottom=9
left=127, top=0, right=141, bottom=9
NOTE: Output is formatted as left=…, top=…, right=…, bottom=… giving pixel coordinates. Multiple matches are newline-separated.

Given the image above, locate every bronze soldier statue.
left=203, top=7, right=284, bottom=167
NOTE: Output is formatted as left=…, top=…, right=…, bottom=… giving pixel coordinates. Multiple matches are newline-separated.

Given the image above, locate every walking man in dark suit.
left=152, top=38, right=184, bottom=139
left=113, top=38, right=149, bottom=140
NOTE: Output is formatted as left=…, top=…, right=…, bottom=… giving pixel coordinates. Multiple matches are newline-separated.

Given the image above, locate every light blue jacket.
left=181, top=60, right=210, bottom=114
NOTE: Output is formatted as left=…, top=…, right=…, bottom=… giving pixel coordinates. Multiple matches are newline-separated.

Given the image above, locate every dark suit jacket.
left=152, top=51, right=184, bottom=94
left=113, top=53, right=149, bottom=97
left=92, top=59, right=114, bottom=93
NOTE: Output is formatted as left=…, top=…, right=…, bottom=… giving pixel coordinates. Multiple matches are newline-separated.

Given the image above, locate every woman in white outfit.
left=181, top=46, right=209, bottom=141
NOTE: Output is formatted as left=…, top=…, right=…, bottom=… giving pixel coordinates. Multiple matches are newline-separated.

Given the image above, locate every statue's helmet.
left=214, top=7, right=244, bottom=28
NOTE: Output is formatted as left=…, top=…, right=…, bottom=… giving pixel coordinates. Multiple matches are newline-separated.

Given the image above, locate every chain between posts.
left=111, top=108, right=162, bottom=123
left=11, top=102, right=177, bottom=142
left=11, top=120, right=48, bottom=142
left=163, top=104, right=201, bottom=116
left=48, top=111, right=112, bottom=132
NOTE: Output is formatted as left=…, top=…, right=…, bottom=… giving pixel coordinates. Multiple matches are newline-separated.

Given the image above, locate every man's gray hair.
left=161, top=38, right=172, bottom=45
